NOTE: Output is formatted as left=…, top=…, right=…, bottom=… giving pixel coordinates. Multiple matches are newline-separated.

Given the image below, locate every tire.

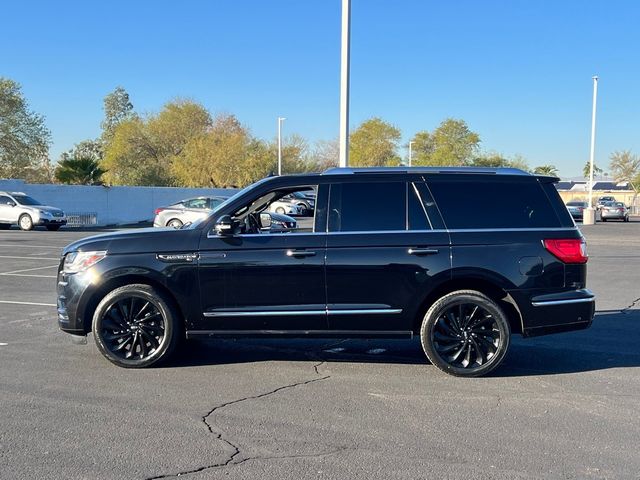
left=46, top=225, right=61, bottom=231
left=0, top=223, right=10, bottom=230
left=601, top=218, right=607, bottom=222
left=624, top=216, right=629, bottom=222
left=167, top=218, right=183, bottom=229
left=19, top=214, right=33, bottom=231
left=92, top=284, right=181, bottom=368
left=420, top=290, right=511, bottom=377
left=276, top=207, right=286, bottom=214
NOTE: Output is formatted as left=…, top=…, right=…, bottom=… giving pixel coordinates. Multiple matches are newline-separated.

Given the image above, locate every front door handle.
left=408, top=248, right=439, bottom=255
left=286, top=250, right=317, bottom=258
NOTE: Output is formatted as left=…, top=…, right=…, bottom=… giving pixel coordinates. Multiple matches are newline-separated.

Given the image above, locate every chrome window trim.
left=206, top=227, right=577, bottom=239
left=203, top=308, right=403, bottom=317
left=531, top=297, right=594, bottom=307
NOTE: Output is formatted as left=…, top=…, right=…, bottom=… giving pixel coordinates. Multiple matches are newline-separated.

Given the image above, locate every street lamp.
left=277, top=116, right=286, bottom=176
left=584, top=76, right=599, bottom=225
left=408, top=141, right=414, bottom=167
left=338, top=0, right=351, bottom=167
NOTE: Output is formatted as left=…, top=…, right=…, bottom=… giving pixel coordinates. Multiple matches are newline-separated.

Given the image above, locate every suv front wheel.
left=420, top=290, right=510, bottom=377
left=92, top=284, right=181, bottom=368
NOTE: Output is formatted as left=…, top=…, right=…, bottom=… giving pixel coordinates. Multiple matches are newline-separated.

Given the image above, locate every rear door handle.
left=408, top=248, right=439, bottom=255
left=286, top=250, right=317, bottom=258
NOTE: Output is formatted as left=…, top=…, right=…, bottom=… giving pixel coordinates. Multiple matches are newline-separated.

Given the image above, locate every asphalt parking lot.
left=1, top=222, right=639, bottom=479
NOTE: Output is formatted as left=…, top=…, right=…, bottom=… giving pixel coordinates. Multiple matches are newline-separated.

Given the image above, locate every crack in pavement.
left=621, top=296, right=640, bottom=314
left=145, top=359, right=330, bottom=479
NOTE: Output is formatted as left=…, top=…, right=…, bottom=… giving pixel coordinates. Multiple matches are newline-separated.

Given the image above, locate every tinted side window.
left=0, top=195, right=13, bottom=205
left=427, top=176, right=561, bottom=229
left=329, top=182, right=405, bottom=232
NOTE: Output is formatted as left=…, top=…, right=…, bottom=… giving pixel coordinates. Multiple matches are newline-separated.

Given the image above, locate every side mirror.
left=214, top=215, right=236, bottom=236
left=259, top=212, right=272, bottom=229
left=8, top=201, right=16, bottom=207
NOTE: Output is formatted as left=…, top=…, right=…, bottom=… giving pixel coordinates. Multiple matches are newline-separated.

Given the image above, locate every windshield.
left=185, top=177, right=273, bottom=229
left=13, top=195, right=42, bottom=206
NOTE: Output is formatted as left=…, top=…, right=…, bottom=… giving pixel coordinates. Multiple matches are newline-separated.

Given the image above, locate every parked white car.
left=0, top=191, right=67, bottom=231
left=268, top=200, right=301, bottom=216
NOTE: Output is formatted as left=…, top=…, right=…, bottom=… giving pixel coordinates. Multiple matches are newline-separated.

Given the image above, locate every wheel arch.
left=413, top=276, right=524, bottom=335
left=79, top=273, right=187, bottom=335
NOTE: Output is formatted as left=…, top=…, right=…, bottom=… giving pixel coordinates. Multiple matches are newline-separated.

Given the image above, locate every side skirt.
left=186, top=330, right=414, bottom=339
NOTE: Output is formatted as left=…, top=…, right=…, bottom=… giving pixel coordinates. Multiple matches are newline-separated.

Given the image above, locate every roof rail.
left=321, top=166, right=530, bottom=176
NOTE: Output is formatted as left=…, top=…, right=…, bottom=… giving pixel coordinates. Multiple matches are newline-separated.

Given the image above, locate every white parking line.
left=0, top=273, right=57, bottom=278
left=0, top=265, right=59, bottom=275
left=0, top=300, right=56, bottom=307
left=0, top=244, right=64, bottom=249
left=0, top=343, right=7, bottom=346
left=0, top=255, right=58, bottom=261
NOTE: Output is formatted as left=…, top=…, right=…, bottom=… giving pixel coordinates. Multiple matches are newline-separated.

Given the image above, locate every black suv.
left=57, top=167, right=595, bottom=377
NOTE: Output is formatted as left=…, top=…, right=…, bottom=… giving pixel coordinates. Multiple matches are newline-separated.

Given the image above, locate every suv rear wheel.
left=92, top=284, right=181, bottom=368
left=420, top=290, right=510, bottom=377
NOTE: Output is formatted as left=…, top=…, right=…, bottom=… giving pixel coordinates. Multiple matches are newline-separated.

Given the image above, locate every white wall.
left=0, top=179, right=236, bottom=226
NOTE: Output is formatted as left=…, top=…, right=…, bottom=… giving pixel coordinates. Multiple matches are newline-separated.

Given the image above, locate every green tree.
left=582, top=161, right=603, bottom=178
left=349, top=118, right=401, bottom=167
left=471, top=153, right=510, bottom=168
left=0, top=77, right=51, bottom=181
left=609, top=150, right=639, bottom=194
left=102, top=99, right=212, bottom=186
left=172, top=113, right=250, bottom=187
left=411, top=119, right=480, bottom=166
left=533, top=164, right=559, bottom=176
left=55, top=156, right=106, bottom=185
left=101, top=86, right=134, bottom=143
left=472, top=152, right=530, bottom=171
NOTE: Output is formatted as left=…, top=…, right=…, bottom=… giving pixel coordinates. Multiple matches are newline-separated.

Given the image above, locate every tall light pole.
left=584, top=76, right=599, bottom=225
left=277, top=116, right=286, bottom=176
left=338, top=0, right=351, bottom=167
left=408, top=141, right=414, bottom=167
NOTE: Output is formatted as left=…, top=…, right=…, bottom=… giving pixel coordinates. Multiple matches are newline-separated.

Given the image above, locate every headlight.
left=64, top=251, right=107, bottom=274
left=39, top=210, right=52, bottom=216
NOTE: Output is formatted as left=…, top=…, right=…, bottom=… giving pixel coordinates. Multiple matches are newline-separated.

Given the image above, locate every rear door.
left=325, top=177, right=451, bottom=334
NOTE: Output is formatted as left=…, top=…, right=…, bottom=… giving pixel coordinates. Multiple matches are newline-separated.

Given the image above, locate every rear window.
left=426, top=176, right=562, bottom=229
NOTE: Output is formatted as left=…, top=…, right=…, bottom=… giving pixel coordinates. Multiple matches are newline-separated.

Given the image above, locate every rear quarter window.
left=426, top=175, right=563, bottom=229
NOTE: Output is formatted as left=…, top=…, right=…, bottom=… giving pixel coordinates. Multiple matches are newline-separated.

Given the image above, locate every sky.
left=2, top=0, right=639, bottom=177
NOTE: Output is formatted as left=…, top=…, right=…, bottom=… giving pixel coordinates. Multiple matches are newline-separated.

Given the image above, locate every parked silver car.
left=600, top=201, right=629, bottom=222
left=153, top=196, right=228, bottom=228
left=0, top=191, right=67, bottom=231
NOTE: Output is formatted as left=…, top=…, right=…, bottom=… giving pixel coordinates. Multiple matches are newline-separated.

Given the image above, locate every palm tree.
left=55, top=156, right=106, bottom=185
left=533, top=164, right=559, bottom=176
left=582, top=161, right=603, bottom=179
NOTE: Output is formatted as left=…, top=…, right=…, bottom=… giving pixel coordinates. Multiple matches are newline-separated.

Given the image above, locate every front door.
left=325, top=179, right=451, bottom=334
left=197, top=185, right=328, bottom=333
left=0, top=195, right=16, bottom=223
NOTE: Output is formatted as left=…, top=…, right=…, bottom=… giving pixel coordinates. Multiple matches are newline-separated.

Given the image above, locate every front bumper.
left=37, top=216, right=67, bottom=226
left=57, top=262, right=92, bottom=335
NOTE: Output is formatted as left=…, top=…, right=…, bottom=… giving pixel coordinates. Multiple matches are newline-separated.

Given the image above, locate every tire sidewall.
left=92, top=285, right=176, bottom=368
left=167, top=219, right=183, bottom=229
left=420, top=291, right=511, bottom=377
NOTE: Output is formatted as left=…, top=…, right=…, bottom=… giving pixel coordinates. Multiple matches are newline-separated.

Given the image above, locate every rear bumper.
left=510, top=289, right=595, bottom=338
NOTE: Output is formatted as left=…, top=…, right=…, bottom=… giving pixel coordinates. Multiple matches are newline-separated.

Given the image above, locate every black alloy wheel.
left=92, top=284, right=180, bottom=368
left=421, top=290, right=510, bottom=377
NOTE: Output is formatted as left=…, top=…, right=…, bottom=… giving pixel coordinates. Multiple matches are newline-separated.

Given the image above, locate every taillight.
left=154, top=208, right=165, bottom=215
left=544, top=238, right=588, bottom=264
